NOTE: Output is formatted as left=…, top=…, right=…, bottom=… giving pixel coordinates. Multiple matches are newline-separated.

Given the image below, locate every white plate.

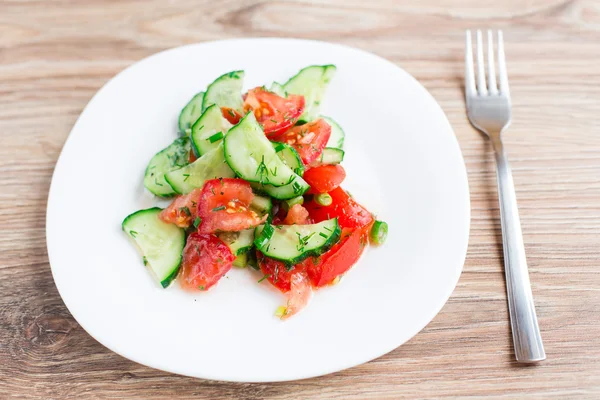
left=47, top=38, right=470, bottom=382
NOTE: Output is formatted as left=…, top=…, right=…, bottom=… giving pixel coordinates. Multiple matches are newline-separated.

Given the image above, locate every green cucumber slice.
left=269, top=82, right=287, bottom=97
left=254, top=219, right=341, bottom=265
left=250, top=179, right=310, bottom=200
left=164, top=143, right=235, bottom=194
left=191, top=104, right=233, bottom=156
left=143, top=136, right=192, bottom=197
left=322, top=116, right=345, bottom=149
left=283, top=65, right=336, bottom=122
left=217, top=229, right=255, bottom=256
left=223, top=112, right=303, bottom=187
left=250, top=195, right=273, bottom=216
left=311, top=147, right=345, bottom=167
left=273, top=142, right=304, bottom=176
left=202, top=70, right=245, bottom=113
left=178, top=91, right=205, bottom=134
left=122, top=208, right=185, bottom=288
left=233, top=252, right=249, bottom=268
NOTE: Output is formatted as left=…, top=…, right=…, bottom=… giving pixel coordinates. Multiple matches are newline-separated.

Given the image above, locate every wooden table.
left=2, top=0, right=599, bottom=398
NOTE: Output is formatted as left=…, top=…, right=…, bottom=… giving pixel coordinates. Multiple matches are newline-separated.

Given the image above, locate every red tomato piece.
left=257, top=250, right=309, bottom=292
left=180, top=233, right=235, bottom=290
left=281, top=272, right=312, bottom=319
left=188, top=149, right=197, bottom=163
left=221, top=107, right=241, bottom=125
left=304, top=164, right=346, bottom=194
left=304, top=187, right=373, bottom=229
left=196, top=178, right=266, bottom=233
left=283, top=204, right=310, bottom=225
left=269, top=119, right=331, bottom=165
left=243, top=87, right=304, bottom=137
left=159, top=188, right=202, bottom=228
left=305, top=227, right=368, bottom=287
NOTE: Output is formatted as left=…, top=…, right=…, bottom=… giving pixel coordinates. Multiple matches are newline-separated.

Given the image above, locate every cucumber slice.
left=250, top=179, right=310, bottom=200
left=202, top=70, right=245, bottom=114
left=122, top=208, right=185, bottom=288
left=311, top=148, right=345, bottom=167
left=178, top=91, right=205, bottom=134
left=143, top=137, right=192, bottom=197
left=283, top=65, right=336, bottom=122
left=322, top=116, right=345, bottom=149
left=217, top=229, right=255, bottom=256
left=273, top=142, right=304, bottom=176
left=223, top=112, right=303, bottom=187
left=250, top=195, right=273, bottom=216
left=233, top=252, right=248, bottom=268
left=164, top=143, right=235, bottom=194
left=191, top=104, right=233, bottom=156
left=254, top=219, right=341, bottom=265
left=269, top=82, right=287, bottom=97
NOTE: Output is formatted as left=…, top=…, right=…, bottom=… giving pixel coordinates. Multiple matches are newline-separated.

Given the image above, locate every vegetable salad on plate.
left=122, top=65, right=388, bottom=319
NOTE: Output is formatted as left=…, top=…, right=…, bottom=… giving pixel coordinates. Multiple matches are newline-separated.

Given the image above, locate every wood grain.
left=1, top=0, right=600, bottom=398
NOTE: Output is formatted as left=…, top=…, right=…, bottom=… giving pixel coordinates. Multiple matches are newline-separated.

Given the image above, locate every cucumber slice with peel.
left=283, top=65, right=336, bottom=122
left=223, top=112, right=304, bottom=188
left=311, top=148, right=344, bottom=167
left=273, top=142, right=304, bottom=176
left=254, top=219, right=341, bottom=265
left=164, top=143, right=235, bottom=194
left=269, top=82, right=287, bottom=97
left=217, top=229, right=255, bottom=256
left=322, top=116, right=345, bottom=149
left=143, top=136, right=191, bottom=197
left=178, top=91, right=205, bottom=134
left=202, top=70, right=245, bottom=113
left=122, top=208, right=185, bottom=288
left=191, top=104, right=233, bottom=156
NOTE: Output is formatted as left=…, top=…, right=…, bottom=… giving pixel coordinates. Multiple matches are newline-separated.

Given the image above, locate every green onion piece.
left=273, top=143, right=285, bottom=153
left=193, top=216, right=202, bottom=228
left=314, top=193, right=333, bottom=206
left=207, top=131, right=224, bottom=143
left=282, top=196, right=304, bottom=211
left=274, top=306, right=288, bottom=318
left=369, top=220, right=388, bottom=245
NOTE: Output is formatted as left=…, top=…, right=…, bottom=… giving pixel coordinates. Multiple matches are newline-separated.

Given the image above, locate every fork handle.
left=492, top=137, right=546, bottom=363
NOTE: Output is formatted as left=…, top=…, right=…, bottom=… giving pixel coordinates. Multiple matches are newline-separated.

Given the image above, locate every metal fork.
left=465, top=30, right=546, bottom=363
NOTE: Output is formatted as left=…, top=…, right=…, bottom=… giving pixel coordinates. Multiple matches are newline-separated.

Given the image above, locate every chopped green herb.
left=129, top=230, right=138, bottom=238
left=183, top=173, right=190, bottom=182
left=258, top=274, right=270, bottom=283
left=228, top=109, right=236, bottom=118
left=199, top=285, right=205, bottom=290
left=193, top=216, right=202, bottom=228
left=154, top=178, right=164, bottom=187
left=179, top=206, right=191, bottom=216
left=142, top=256, right=148, bottom=266
left=207, top=131, right=224, bottom=143
left=273, top=143, right=285, bottom=152
left=319, top=232, right=328, bottom=238
left=269, top=119, right=277, bottom=123
left=212, top=206, right=226, bottom=212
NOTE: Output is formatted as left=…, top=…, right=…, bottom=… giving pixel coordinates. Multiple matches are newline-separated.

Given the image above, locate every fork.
left=465, top=30, right=546, bottom=363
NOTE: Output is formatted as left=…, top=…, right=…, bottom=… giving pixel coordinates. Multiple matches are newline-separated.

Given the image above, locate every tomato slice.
left=243, top=87, right=304, bottom=137
left=221, top=107, right=241, bottom=125
left=159, top=188, right=202, bottom=228
left=180, top=233, right=235, bottom=290
left=197, top=178, right=266, bottom=233
left=188, top=149, right=198, bottom=163
left=304, top=187, right=373, bottom=229
left=269, top=119, right=331, bottom=165
left=283, top=203, right=310, bottom=225
left=304, top=164, right=346, bottom=194
left=305, top=227, right=368, bottom=287
left=281, top=272, right=312, bottom=319
left=257, top=250, right=309, bottom=292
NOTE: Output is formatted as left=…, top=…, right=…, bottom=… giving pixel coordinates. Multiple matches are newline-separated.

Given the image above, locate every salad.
left=122, top=65, right=388, bottom=319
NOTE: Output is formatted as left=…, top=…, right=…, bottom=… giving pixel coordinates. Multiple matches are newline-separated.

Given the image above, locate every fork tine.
left=487, top=30, right=498, bottom=95
left=476, top=30, right=487, bottom=95
left=497, top=30, right=510, bottom=97
left=465, top=31, right=476, bottom=98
